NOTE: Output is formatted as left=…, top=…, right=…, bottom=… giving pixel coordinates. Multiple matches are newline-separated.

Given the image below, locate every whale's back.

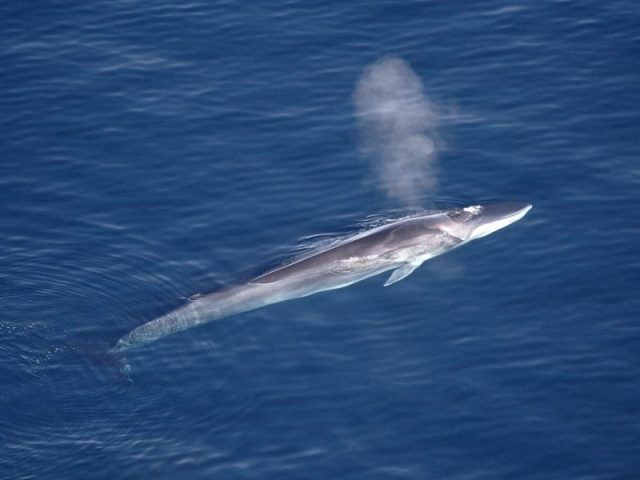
left=251, top=218, right=437, bottom=284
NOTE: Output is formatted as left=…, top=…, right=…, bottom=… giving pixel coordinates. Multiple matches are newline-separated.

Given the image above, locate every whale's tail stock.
left=114, top=301, right=209, bottom=353
left=114, top=282, right=271, bottom=353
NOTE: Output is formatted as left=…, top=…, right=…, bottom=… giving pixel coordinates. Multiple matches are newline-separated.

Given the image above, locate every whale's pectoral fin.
left=384, top=262, right=421, bottom=287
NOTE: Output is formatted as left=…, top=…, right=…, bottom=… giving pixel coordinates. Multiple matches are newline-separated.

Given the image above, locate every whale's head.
left=443, top=202, right=532, bottom=242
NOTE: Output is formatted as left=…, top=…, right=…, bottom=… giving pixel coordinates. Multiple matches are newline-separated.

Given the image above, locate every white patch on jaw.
left=463, top=205, right=483, bottom=214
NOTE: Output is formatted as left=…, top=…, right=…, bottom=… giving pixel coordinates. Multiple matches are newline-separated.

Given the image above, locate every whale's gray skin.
left=115, top=202, right=531, bottom=351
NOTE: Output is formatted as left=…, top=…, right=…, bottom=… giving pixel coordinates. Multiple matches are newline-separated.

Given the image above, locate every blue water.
left=2, top=1, right=639, bottom=478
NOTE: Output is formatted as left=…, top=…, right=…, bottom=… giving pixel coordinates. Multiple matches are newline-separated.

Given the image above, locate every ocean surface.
left=2, top=1, right=639, bottom=479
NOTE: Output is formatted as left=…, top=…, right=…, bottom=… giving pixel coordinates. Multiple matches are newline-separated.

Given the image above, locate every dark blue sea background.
left=2, top=1, right=639, bottom=478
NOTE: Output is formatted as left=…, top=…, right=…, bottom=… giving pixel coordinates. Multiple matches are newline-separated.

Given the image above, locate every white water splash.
left=354, top=57, right=443, bottom=206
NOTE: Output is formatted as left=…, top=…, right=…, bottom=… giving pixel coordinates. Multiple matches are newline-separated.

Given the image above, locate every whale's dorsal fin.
left=384, top=262, right=421, bottom=287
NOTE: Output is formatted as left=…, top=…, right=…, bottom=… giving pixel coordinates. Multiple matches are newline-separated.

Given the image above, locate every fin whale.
left=115, top=202, right=531, bottom=351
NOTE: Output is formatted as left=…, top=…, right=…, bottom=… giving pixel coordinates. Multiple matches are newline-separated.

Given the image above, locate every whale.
left=115, top=202, right=531, bottom=351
